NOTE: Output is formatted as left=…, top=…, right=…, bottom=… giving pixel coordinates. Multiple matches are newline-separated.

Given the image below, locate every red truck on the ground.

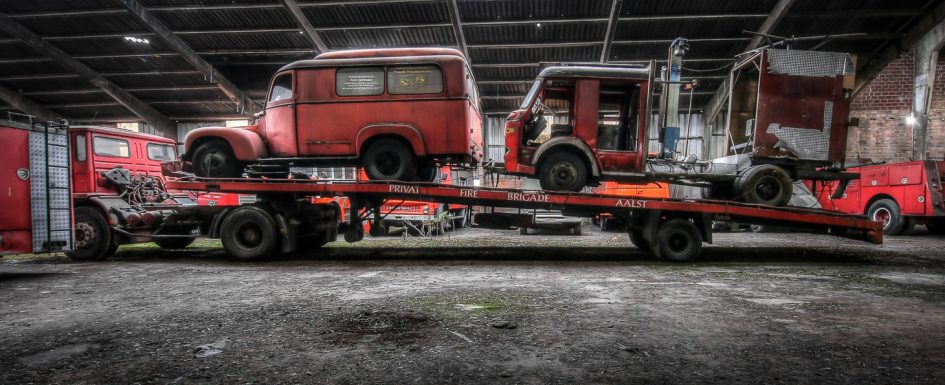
left=811, top=160, right=945, bottom=235
left=183, top=48, right=483, bottom=182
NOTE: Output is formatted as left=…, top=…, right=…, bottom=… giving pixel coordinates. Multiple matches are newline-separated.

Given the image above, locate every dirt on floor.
left=1, top=227, right=944, bottom=384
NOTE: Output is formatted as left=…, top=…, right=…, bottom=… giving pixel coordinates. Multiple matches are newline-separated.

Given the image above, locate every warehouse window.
left=74, top=134, right=86, bottom=161
left=388, top=65, right=443, bottom=95
left=147, top=143, right=176, bottom=161
left=93, top=136, right=130, bottom=158
left=269, top=73, right=293, bottom=103
left=337, top=67, right=384, bottom=96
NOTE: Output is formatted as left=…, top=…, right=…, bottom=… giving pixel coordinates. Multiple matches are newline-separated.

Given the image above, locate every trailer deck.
left=167, top=177, right=883, bottom=262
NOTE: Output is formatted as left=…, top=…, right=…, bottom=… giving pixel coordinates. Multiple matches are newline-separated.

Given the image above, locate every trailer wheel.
left=363, top=138, right=416, bottom=181
left=67, top=207, right=114, bottom=261
left=220, top=206, right=280, bottom=260
left=734, top=165, right=792, bottom=206
left=538, top=151, right=588, bottom=192
left=654, top=219, right=703, bottom=262
left=926, top=218, right=945, bottom=234
left=868, top=199, right=905, bottom=235
left=154, top=237, right=196, bottom=250
left=629, top=230, right=650, bottom=252
left=192, top=140, right=243, bottom=178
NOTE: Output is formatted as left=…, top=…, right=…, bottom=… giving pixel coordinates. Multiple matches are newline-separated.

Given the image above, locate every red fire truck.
left=503, top=41, right=856, bottom=207
left=811, top=160, right=945, bottom=235
left=182, top=48, right=483, bottom=182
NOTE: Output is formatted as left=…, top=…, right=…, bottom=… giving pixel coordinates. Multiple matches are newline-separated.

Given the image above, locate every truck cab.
left=504, top=66, right=652, bottom=191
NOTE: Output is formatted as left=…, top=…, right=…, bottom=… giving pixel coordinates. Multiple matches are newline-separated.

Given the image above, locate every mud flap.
left=274, top=213, right=298, bottom=254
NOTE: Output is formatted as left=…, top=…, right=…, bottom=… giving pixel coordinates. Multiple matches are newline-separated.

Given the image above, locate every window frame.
left=74, top=134, right=87, bottom=162
left=92, top=136, right=131, bottom=158
left=267, top=72, right=294, bottom=104
left=386, top=64, right=445, bottom=95
left=146, top=142, right=177, bottom=162
left=336, top=66, right=386, bottom=97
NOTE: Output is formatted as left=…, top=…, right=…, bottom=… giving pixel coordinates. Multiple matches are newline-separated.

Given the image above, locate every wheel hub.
left=236, top=222, right=263, bottom=248
left=754, top=176, right=782, bottom=201
left=873, top=208, right=891, bottom=226
left=550, top=162, right=577, bottom=187
left=203, top=151, right=230, bottom=176
left=376, top=151, right=401, bottom=176
left=74, top=222, right=96, bottom=249
left=667, top=231, right=691, bottom=253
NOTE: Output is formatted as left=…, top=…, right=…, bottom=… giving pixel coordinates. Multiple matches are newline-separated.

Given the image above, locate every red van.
left=183, top=47, right=483, bottom=182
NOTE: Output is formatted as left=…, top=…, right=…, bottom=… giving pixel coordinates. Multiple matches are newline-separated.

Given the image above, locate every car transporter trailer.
left=165, top=176, right=883, bottom=262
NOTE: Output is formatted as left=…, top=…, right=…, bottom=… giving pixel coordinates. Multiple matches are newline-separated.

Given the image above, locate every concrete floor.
left=2, top=227, right=944, bottom=384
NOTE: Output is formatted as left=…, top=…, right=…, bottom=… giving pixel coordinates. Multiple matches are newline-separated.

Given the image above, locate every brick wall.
left=849, top=49, right=945, bottom=162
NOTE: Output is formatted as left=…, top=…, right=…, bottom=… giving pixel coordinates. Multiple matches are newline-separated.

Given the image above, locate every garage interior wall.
left=849, top=49, right=945, bottom=163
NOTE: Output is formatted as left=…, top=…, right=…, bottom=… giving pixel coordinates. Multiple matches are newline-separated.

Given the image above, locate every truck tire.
left=154, top=237, right=196, bottom=250
left=221, top=206, right=280, bottom=260
left=192, top=140, right=243, bottom=178
left=734, top=165, right=792, bottom=206
left=67, top=207, right=114, bottom=261
left=653, top=219, right=703, bottom=262
left=868, top=199, right=905, bottom=235
left=629, top=229, right=650, bottom=252
left=926, top=218, right=945, bottom=235
left=538, top=151, right=588, bottom=192
left=415, top=159, right=438, bottom=182
left=363, top=138, right=416, bottom=181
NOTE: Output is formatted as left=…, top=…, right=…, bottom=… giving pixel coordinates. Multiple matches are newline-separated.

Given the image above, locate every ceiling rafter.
left=0, top=12, right=175, bottom=135
left=122, top=0, right=262, bottom=113
left=0, top=83, right=63, bottom=122
left=445, top=0, right=470, bottom=62
left=279, top=0, right=329, bottom=53
left=600, top=0, right=623, bottom=62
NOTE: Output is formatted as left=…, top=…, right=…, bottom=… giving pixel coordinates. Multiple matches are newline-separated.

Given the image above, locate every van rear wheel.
left=363, top=138, right=416, bottom=181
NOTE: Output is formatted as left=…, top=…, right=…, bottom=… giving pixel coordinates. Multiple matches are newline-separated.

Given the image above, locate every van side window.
left=75, top=134, right=86, bottom=161
left=388, top=65, right=443, bottom=95
left=337, top=67, right=384, bottom=96
left=93, top=136, right=130, bottom=158
left=269, top=73, right=293, bottom=103
left=147, top=143, right=176, bottom=161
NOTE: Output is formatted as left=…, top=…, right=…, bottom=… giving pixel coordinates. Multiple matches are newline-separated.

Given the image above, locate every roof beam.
left=748, top=0, right=798, bottom=49
left=620, top=13, right=768, bottom=21
left=0, top=70, right=201, bottom=82
left=854, top=0, right=945, bottom=95
left=0, top=83, right=64, bottom=122
left=464, top=17, right=609, bottom=26
left=121, top=0, right=261, bottom=114
left=21, top=85, right=223, bottom=97
left=445, top=0, right=470, bottom=62
left=600, top=0, right=623, bottom=62
left=279, top=0, right=329, bottom=53
left=0, top=12, right=175, bottom=136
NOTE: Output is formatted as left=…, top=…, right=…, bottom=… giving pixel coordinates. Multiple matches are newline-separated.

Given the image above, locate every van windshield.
left=520, top=78, right=543, bottom=110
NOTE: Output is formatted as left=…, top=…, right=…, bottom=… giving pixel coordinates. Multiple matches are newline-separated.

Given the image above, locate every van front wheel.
left=192, top=140, right=242, bottom=178
left=363, top=138, right=416, bottom=181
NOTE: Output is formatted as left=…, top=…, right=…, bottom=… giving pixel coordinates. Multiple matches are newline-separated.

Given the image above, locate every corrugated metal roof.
left=0, top=0, right=936, bottom=118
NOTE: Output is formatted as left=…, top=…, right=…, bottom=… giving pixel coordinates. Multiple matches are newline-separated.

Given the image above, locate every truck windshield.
left=520, top=78, right=543, bottom=110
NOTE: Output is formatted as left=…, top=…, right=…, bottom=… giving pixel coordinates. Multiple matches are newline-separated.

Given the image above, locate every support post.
left=911, top=19, right=945, bottom=161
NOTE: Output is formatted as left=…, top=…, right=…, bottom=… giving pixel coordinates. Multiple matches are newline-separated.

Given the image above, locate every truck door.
left=260, top=72, right=298, bottom=157
left=595, top=81, right=645, bottom=173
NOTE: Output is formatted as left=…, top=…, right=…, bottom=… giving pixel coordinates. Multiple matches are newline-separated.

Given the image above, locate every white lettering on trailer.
left=459, top=189, right=478, bottom=198
left=389, top=185, right=420, bottom=194
left=507, top=192, right=550, bottom=203
left=616, top=199, right=646, bottom=208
